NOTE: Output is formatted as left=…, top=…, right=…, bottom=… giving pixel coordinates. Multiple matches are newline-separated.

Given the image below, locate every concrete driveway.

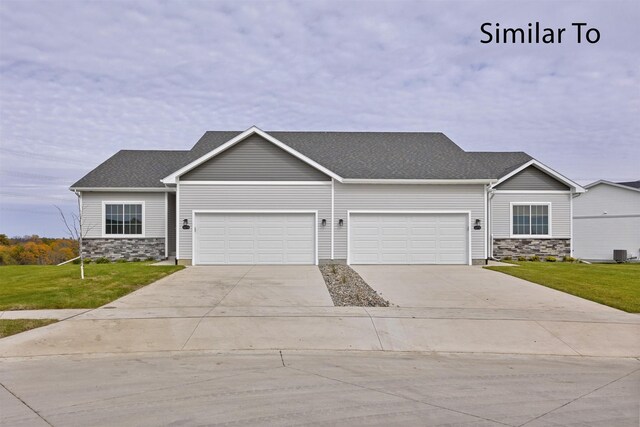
left=0, top=264, right=638, bottom=358
left=1, top=265, right=639, bottom=426
left=352, top=265, right=618, bottom=311
left=110, top=265, right=333, bottom=308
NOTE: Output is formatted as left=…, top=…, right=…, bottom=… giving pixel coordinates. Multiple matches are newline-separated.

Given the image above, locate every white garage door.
left=194, top=213, right=315, bottom=265
left=349, top=213, right=468, bottom=264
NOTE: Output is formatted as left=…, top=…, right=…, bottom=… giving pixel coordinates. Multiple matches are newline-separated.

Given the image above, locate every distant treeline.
left=0, top=234, right=78, bottom=265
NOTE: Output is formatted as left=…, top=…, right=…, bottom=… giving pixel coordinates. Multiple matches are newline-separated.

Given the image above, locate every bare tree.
left=56, top=192, right=93, bottom=279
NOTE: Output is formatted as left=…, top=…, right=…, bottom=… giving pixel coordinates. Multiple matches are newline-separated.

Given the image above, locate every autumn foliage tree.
left=0, top=234, right=78, bottom=265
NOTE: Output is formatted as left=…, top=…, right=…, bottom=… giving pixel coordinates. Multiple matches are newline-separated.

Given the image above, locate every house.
left=70, top=127, right=585, bottom=265
left=573, top=180, right=640, bottom=261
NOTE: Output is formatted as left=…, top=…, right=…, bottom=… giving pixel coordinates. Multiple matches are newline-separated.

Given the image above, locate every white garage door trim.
left=192, top=210, right=318, bottom=265
left=347, top=210, right=472, bottom=265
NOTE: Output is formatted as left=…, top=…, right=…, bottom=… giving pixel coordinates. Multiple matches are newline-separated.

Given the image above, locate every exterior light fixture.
left=182, top=219, right=190, bottom=230
left=338, top=219, right=344, bottom=226
left=473, top=219, right=481, bottom=230
left=321, top=219, right=327, bottom=226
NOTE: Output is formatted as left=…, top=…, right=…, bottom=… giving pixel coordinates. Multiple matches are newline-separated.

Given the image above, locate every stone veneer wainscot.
left=83, top=238, right=165, bottom=261
left=493, top=238, right=570, bottom=259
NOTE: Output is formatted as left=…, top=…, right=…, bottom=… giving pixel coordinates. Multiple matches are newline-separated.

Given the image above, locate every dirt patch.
left=319, top=264, right=390, bottom=307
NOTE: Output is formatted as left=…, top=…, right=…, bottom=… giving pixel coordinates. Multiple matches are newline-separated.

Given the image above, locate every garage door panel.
left=228, top=240, right=254, bottom=250
left=350, top=213, right=468, bottom=265
left=195, top=213, right=315, bottom=265
left=381, top=240, right=408, bottom=250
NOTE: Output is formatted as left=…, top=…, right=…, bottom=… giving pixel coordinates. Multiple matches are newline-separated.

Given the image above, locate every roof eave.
left=341, top=179, right=497, bottom=185
left=69, top=187, right=176, bottom=192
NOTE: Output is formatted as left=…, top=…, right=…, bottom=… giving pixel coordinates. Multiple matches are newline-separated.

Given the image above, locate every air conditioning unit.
left=613, top=250, right=627, bottom=263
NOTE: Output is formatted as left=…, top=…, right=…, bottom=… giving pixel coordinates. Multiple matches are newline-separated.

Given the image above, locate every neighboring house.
left=70, top=127, right=585, bottom=265
left=573, top=180, right=640, bottom=261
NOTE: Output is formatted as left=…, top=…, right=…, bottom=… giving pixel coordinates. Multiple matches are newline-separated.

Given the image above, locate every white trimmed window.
left=105, top=203, right=143, bottom=235
left=512, top=204, right=550, bottom=236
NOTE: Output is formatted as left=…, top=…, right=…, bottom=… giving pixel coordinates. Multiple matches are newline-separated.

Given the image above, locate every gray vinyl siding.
left=490, top=193, right=571, bottom=238
left=573, top=184, right=640, bottom=217
left=81, top=192, right=166, bottom=238
left=181, top=134, right=330, bottom=181
left=496, top=166, right=569, bottom=191
left=167, top=192, right=176, bottom=254
left=572, top=184, right=640, bottom=260
left=333, top=183, right=486, bottom=260
left=178, top=184, right=331, bottom=260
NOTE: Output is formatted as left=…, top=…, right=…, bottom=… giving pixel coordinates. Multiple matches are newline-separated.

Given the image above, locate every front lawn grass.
left=0, top=262, right=184, bottom=310
left=0, top=319, right=58, bottom=338
left=485, top=262, right=640, bottom=312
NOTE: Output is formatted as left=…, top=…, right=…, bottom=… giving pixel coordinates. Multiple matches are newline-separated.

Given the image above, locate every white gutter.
left=340, top=179, right=497, bottom=185
left=70, top=187, right=176, bottom=192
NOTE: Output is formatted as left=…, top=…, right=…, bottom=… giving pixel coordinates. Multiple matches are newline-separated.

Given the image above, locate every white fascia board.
left=584, top=180, right=640, bottom=193
left=341, top=179, right=496, bottom=185
left=491, top=159, right=586, bottom=193
left=161, top=126, right=343, bottom=184
left=70, top=187, right=176, bottom=193
left=179, top=181, right=331, bottom=186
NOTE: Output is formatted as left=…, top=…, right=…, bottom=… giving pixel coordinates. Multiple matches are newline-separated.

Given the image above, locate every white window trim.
left=191, top=210, right=318, bottom=266
left=346, top=210, right=472, bottom=266
left=509, top=202, right=552, bottom=238
left=102, top=201, right=146, bottom=238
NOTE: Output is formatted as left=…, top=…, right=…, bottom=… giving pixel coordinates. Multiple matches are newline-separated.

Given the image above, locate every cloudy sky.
left=0, top=0, right=638, bottom=237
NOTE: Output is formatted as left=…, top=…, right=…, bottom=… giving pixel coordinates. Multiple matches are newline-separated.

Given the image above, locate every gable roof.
left=180, top=129, right=532, bottom=181
left=585, top=180, right=640, bottom=193
left=71, top=127, right=561, bottom=189
left=490, top=159, right=585, bottom=193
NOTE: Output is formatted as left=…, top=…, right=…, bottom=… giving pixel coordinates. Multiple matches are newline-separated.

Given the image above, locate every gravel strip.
left=319, top=264, right=390, bottom=307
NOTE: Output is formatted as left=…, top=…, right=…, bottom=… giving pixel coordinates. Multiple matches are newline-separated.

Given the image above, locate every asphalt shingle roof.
left=71, top=131, right=533, bottom=188
left=617, top=180, right=640, bottom=189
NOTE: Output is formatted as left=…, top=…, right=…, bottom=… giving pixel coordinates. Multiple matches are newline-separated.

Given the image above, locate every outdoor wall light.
left=474, top=219, right=481, bottom=230
left=182, top=219, right=190, bottom=230
left=338, top=219, right=344, bottom=226
left=321, top=219, right=327, bottom=226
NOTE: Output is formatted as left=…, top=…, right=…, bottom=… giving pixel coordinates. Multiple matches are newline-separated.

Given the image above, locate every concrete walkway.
left=0, top=309, right=89, bottom=320
left=0, top=265, right=638, bottom=358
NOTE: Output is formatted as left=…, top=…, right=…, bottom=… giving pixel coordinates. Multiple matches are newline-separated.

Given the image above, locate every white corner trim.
left=101, top=201, right=146, bottom=238
left=161, top=126, right=342, bottom=184
left=179, top=181, right=331, bottom=186
left=191, top=209, right=319, bottom=266
left=509, top=201, right=553, bottom=238
left=491, top=160, right=586, bottom=193
left=331, top=178, right=335, bottom=260
left=164, top=192, right=168, bottom=258
left=346, top=210, right=473, bottom=266
left=176, top=178, right=180, bottom=260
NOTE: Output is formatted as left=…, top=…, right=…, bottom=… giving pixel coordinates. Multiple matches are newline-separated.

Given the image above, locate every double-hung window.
left=105, top=203, right=143, bottom=236
left=512, top=204, right=550, bottom=236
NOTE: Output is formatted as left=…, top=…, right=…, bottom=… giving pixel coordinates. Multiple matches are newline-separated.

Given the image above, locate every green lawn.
left=0, top=319, right=58, bottom=338
left=0, top=262, right=184, bottom=310
left=485, top=262, right=640, bottom=312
